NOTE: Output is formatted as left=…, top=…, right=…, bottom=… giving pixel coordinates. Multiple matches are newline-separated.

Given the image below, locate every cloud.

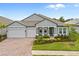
left=74, top=4, right=79, bottom=7
left=46, top=4, right=65, bottom=10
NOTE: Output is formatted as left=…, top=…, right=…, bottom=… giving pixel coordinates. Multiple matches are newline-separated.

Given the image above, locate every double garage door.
left=7, top=27, right=26, bottom=38
left=7, top=27, right=36, bottom=38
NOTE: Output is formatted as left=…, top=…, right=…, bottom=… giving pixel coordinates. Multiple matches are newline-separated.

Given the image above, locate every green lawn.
left=32, top=42, right=79, bottom=51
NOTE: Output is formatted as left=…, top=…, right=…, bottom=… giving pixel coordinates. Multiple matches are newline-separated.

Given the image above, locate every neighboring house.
left=0, top=16, right=13, bottom=25
left=65, top=18, right=79, bottom=33
left=6, top=13, right=69, bottom=38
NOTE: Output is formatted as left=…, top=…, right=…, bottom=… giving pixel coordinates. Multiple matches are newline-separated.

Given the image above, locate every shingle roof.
left=20, top=21, right=39, bottom=26
left=21, top=13, right=65, bottom=26
left=37, top=14, right=64, bottom=26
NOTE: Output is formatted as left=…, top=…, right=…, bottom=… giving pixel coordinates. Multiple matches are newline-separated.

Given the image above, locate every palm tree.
left=59, top=16, right=65, bottom=22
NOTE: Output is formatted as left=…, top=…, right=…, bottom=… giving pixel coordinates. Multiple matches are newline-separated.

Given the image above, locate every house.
left=0, top=16, right=13, bottom=25
left=65, top=18, right=79, bottom=33
left=6, top=14, right=69, bottom=38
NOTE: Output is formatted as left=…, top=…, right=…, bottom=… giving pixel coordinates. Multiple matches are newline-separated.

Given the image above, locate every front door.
left=49, top=27, right=54, bottom=36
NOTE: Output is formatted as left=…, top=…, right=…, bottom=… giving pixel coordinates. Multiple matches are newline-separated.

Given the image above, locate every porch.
left=36, top=27, right=57, bottom=36
left=36, top=27, right=68, bottom=37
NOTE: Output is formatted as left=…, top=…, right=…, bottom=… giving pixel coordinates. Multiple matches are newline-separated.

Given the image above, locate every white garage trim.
left=7, top=21, right=26, bottom=38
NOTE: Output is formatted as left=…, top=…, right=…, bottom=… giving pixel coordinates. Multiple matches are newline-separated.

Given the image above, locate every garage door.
left=7, top=27, right=26, bottom=38
left=27, top=27, right=36, bottom=37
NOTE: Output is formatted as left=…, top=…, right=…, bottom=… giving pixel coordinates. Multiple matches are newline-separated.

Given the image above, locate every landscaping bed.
left=33, top=35, right=75, bottom=50
left=32, top=28, right=79, bottom=51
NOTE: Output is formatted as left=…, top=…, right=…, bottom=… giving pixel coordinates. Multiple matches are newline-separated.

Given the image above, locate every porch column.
left=58, top=27, right=59, bottom=35
left=66, top=27, right=68, bottom=35
left=48, top=27, right=50, bottom=36
left=61, top=27, right=64, bottom=35
left=61, top=27, right=63, bottom=35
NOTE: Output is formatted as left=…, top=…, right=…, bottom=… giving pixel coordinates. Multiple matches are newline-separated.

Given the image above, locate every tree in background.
left=65, top=18, right=74, bottom=22
left=0, top=23, right=6, bottom=35
left=59, top=16, right=65, bottom=22
left=0, top=24, right=6, bottom=29
left=53, top=18, right=58, bottom=20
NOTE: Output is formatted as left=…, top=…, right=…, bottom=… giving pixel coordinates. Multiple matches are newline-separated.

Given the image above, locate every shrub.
left=35, top=35, right=44, bottom=44
left=43, top=35, right=50, bottom=38
left=34, top=40, right=45, bottom=44
left=2, top=34, right=7, bottom=39
left=35, top=35, right=39, bottom=39
left=33, top=40, right=54, bottom=44
left=69, top=27, right=79, bottom=41
left=47, top=40, right=54, bottom=43
left=54, top=35, right=70, bottom=42
left=0, top=35, right=1, bottom=39
left=35, top=35, right=43, bottom=40
left=0, top=34, right=7, bottom=42
left=68, top=27, right=79, bottom=47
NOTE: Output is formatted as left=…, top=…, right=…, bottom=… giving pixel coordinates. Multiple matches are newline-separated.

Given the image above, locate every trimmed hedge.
left=34, top=34, right=73, bottom=44
left=0, top=34, right=7, bottom=42
left=35, top=35, right=43, bottom=40
left=54, top=35, right=72, bottom=41
left=43, top=35, right=50, bottom=38
left=35, top=34, right=50, bottom=39
left=33, top=40, right=54, bottom=44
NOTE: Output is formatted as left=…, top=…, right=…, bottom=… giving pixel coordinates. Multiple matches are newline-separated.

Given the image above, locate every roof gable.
left=35, top=19, right=58, bottom=26
left=7, top=21, right=26, bottom=27
left=36, top=19, right=57, bottom=27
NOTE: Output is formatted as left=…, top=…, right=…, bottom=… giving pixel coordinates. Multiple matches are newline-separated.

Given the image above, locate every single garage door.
left=7, top=27, right=26, bottom=38
left=27, top=27, right=36, bottom=37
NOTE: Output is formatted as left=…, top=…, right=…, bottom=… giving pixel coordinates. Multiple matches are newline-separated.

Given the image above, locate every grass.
left=32, top=42, right=79, bottom=51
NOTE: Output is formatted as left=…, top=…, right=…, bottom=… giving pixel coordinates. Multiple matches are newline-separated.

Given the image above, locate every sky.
left=0, top=3, right=79, bottom=20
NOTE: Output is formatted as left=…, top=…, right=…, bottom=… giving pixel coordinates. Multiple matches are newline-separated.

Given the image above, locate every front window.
left=63, top=28, right=66, bottom=35
left=59, top=28, right=62, bottom=34
left=44, top=27, right=48, bottom=35
left=38, top=27, right=42, bottom=35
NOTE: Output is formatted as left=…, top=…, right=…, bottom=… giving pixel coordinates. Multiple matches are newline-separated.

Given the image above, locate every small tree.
left=0, top=24, right=6, bottom=35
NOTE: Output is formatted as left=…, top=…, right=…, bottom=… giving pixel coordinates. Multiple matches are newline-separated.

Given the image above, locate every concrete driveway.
left=0, top=38, right=34, bottom=56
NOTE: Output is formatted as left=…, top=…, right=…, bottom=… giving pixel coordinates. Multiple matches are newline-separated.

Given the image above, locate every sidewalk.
left=32, top=50, right=79, bottom=56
